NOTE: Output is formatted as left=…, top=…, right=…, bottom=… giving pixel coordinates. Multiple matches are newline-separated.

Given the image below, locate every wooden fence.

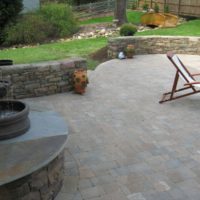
left=138, top=0, right=200, bottom=17
left=73, top=0, right=114, bottom=19
left=72, top=0, right=200, bottom=19
left=72, top=0, right=136, bottom=19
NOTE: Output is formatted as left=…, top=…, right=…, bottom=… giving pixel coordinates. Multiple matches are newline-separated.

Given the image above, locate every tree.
left=114, top=0, right=128, bottom=26
left=0, top=0, right=23, bottom=30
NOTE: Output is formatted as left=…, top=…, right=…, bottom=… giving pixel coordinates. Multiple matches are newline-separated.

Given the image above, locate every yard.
left=0, top=10, right=200, bottom=69
left=0, top=37, right=107, bottom=70
left=1, top=2, right=200, bottom=199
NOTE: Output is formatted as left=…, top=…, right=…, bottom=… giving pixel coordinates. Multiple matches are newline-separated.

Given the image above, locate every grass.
left=79, top=11, right=143, bottom=25
left=136, top=19, right=200, bottom=36
left=127, top=11, right=143, bottom=25
left=79, top=15, right=113, bottom=25
left=1, top=12, right=200, bottom=68
left=80, top=10, right=200, bottom=36
left=0, top=37, right=107, bottom=69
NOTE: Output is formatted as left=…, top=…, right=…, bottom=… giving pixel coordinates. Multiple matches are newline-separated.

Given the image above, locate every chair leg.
left=170, top=71, right=179, bottom=100
left=159, top=71, right=179, bottom=103
left=159, top=71, right=199, bottom=103
left=159, top=90, right=200, bottom=103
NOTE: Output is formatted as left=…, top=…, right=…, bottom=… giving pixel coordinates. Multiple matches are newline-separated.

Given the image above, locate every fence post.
left=163, top=0, right=166, bottom=12
left=107, top=0, right=110, bottom=12
left=89, top=2, right=92, bottom=13
left=178, top=0, right=181, bottom=16
left=138, top=0, right=143, bottom=9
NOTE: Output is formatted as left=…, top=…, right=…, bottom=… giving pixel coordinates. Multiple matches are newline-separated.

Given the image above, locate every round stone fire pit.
left=0, top=110, right=68, bottom=200
left=0, top=100, right=30, bottom=140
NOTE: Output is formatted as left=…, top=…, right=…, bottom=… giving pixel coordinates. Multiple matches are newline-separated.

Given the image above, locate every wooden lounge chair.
left=159, top=52, right=200, bottom=103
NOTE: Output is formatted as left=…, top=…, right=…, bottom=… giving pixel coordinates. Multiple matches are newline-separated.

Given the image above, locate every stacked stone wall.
left=108, top=36, right=200, bottom=58
left=0, top=58, right=86, bottom=99
left=0, top=152, right=64, bottom=200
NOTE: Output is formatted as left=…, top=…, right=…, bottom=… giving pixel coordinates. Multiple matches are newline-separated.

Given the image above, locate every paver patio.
left=26, top=54, right=200, bottom=200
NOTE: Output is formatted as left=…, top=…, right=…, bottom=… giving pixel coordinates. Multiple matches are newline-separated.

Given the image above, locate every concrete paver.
left=26, top=54, right=200, bottom=200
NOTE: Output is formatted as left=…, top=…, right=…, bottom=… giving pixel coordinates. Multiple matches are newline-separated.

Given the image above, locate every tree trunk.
left=114, top=0, right=128, bottom=26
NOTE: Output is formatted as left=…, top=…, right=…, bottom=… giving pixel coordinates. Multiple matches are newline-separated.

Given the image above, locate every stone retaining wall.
left=0, top=58, right=87, bottom=99
left=108, top=36, right=200, bottom=58
left=0, top=152, right=64, bottom=200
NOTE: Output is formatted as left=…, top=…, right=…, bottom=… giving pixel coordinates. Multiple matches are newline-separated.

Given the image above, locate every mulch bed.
left=89, top=46, right=109, bottom=63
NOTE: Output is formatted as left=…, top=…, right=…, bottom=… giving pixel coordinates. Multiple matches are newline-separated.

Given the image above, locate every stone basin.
left=0, top=59, right=13, bottom=66
left=0, top=100, right=30, bottom=140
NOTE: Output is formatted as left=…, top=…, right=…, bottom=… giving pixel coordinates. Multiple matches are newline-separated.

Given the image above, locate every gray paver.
left=80, top=185, right=105, bottom=199
left=24, top=55, right=200, bottom=200
left=127, top=193, right=146, bottom=200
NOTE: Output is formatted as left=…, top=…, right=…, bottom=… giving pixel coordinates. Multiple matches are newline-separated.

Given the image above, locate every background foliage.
left=3, top=3, right=78, bottom=46
left=41, top=0, right=102, bottom=5
left=0, top=0, right=23, bottom=29
left=0, top=0, right=23, bottom=43
left=39, top=3, right=78, bottom=37
left=4, top=14, right=54, bottom=45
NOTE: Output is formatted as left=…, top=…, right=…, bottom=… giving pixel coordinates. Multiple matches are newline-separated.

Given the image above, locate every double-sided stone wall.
left=108, top=36, right=200, bottom=58
left=0, top=58, right=87, bottom=99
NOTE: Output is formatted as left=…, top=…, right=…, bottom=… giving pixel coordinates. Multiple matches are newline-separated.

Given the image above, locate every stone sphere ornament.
left=118, top=52, right=126, bottom=59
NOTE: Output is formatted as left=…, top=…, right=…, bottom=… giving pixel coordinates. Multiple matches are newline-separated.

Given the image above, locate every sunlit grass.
left=136, top=19, right=200, bottom=36
left=79, top=11, right=143, bottom=25
left=0, top=37, right=107, bottom=69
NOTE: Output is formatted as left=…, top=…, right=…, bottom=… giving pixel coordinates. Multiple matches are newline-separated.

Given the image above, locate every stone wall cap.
left=0, top=57, right=86, bottom=70
left=108, top=36, right=200, bottom=41
left=0, top=110, right=68, bottom=186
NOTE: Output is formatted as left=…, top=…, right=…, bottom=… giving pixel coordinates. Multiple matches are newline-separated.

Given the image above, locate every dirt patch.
left=89, top=46, right=109, bottom=63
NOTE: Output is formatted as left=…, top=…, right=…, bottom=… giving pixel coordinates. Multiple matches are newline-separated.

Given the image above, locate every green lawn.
left=79, top=11, right=143, bottom=25
left=136, top=19, right=200, bottom=36
left=80, top=11, right=200, bottom=36
left=1, top=14, right=200, bottom=68
left=0, top=37, right=107, bottom=69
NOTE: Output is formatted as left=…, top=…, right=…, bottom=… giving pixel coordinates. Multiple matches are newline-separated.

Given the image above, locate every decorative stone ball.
left=118, top=52, right=125, bottom=59
left=73, top=69, right=88, bottom=94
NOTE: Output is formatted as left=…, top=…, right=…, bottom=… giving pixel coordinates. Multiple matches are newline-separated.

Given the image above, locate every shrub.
left=0, top=0, right=23, bottom=30
left=132, top=0, right=138, bottom=10
left=154, top=3, right=160, bottom=13
left=164, top=4, right=169, bottom=13
left=120, top=24, right=137, bottom=36
left=0, top=0, right=23, bottom=43
left=3, top=14, right=54, bottom=45
left=142, top=3, right=149, bottom=11
left=39, top=3, right=78, bottom=38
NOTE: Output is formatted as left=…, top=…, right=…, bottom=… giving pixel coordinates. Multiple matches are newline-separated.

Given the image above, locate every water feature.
left=0, top=70, right=30, bottom=140
left=0, top=63, right=67, bottom=200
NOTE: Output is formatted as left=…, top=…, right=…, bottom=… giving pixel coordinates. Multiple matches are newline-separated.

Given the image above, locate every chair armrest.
left=192, top=73, right=200, bottom=76
left=184, top=82, right=200, bottom=86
